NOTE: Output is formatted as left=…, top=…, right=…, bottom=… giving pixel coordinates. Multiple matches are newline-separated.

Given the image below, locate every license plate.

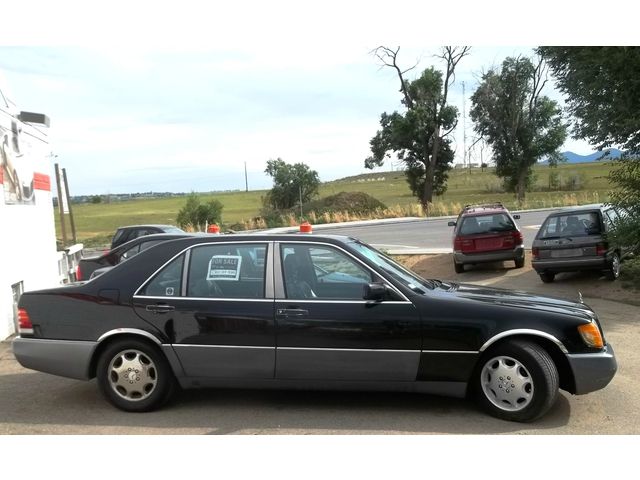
left=476, top=238, right=503, bottom=250
left=550, top=248, right=582, bottom=258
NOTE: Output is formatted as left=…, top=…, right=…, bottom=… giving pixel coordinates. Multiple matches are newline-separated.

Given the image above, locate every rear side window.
left=459, top=213, right=515, bottom=235
left=139, top=254, right=185, bottom=297
left=538, top=212, right=601, bottom=238
left=187, top=243, right=267, bottom=299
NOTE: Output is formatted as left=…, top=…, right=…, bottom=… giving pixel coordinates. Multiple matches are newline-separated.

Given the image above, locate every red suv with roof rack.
left=448, top=203, right=525, bottom=273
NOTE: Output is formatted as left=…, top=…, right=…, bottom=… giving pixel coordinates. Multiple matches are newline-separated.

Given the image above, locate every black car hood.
left=436, top=281, right=596, bottom=321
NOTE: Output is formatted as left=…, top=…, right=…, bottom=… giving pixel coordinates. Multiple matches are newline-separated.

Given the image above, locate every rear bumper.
left=454, top=246, right=524, bottom=265
left=12, top=337, right=97, bottom=380
left=533, top=256, right=607, bottom=273
left=567, top=344, right=617, bottom=395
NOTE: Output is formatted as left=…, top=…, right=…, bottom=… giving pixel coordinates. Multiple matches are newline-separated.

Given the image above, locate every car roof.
left=117, top=224, right=181, bottom=230
left=111, top=232, right=203, bottom=252
left=460, top=203, right=510, bottom=216
left=549, top=204, right=605, bottom=216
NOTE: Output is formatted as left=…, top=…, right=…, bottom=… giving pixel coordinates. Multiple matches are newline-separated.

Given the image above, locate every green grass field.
left=57, top=161, right=617, bottom=246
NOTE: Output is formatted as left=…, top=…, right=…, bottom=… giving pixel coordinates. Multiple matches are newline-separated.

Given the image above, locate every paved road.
left=312, top=210, right=558, bottom=251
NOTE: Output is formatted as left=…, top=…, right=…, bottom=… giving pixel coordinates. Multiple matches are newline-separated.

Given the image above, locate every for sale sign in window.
left=207, top=255, right=242, bottom=281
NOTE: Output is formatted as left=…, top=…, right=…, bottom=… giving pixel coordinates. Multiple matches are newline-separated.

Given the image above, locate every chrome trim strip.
left=97, top=328, right=163, bottom=345
left=181, top=248, right=191, bottom=297
left=172, top=344, right=274, bottom=349
left=264, top=242, right=274, bottom=299
left=421, top=350, right=478, bottom=354
left=18, top=328, right=34, bottom=335
left=479, top=329, right=568, bottom=354
left=274, top=299, right=412, bottom=305
left=278, top=346, right=421, bottom=353
left=133, top=295, right=274, bottom=303
left=274, top=240, right=411, bottom=302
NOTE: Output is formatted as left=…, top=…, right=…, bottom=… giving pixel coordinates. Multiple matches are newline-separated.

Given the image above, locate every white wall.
left=0, top=187, right=59, bottom=339
left=0, top=84, right=58, bottom=339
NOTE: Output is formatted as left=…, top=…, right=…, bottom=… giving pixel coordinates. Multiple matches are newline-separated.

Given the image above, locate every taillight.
left=513, top=231, right=523, bottom=245
left=454, top=236, right=462, bottom=251
left=18, top=308, right=33, bottom=334
left=596, top=243, right=608, bottom=256
left=75, top=264, right=82, bottom=281
left=454, top=236, right=474, bottom=252
left=532, top=247, right=539, bottom=260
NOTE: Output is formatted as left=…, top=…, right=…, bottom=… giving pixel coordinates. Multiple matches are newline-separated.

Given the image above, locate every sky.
left=0, top=1, right=627, bottom=196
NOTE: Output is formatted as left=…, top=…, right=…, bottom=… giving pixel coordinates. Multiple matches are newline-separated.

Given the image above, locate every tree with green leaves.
left=365, top=46, right=470, bottom=213
left=537, top=47, right=640, bottom=153
left=470, top=56, right=567, bottom=203
left=264, top=158, right=320, bottom=210
left=176, top=193, right=224, bottom=231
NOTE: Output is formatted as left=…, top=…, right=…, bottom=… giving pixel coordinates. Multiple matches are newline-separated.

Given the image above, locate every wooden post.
left=54, top=163, right=68, bottom=247
left=62, top=168, right=77, bottom=244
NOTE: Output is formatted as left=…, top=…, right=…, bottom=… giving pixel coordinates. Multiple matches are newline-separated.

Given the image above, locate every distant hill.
left=541, top=148, right=624, bottom=164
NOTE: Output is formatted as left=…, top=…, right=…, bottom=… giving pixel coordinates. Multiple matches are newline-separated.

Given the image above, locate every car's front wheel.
left=474, top=340, right=559, bottom=422
left=96, top=338, right=176, bottom=412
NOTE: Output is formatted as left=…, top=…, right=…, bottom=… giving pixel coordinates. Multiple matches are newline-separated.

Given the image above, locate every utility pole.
left=54, top=163, right=68, bottom=247
left=62, top=168, right=77, bottom=244
left=299, top=184, right=303, bottom=219
left=244, top=162, right=248, bottom=192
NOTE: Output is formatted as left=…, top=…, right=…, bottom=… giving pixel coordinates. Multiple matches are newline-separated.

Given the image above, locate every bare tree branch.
left=371, top=46, right=414, bottom=108
left=529, top=55, right=548, bottom=113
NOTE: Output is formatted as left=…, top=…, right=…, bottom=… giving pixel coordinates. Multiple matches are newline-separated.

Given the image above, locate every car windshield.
left=459, top=213, right=515, bottom=235
left=350, top=241, right=435, bottom=294
left=539, top=212, right=601, bottom=239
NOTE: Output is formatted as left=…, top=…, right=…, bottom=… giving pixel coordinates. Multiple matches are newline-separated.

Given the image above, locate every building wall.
left=1, top=78, right=57, bottom=339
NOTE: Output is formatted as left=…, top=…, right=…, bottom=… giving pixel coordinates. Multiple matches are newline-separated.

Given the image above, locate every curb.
left=259, top=206, right=564, bottom=234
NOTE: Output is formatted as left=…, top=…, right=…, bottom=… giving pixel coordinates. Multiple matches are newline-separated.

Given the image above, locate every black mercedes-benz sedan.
left=13, top=234, right=617, bottom=422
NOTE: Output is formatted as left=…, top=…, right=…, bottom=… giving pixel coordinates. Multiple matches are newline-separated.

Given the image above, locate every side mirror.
left=447, top=221, right=457, bottom=227
left=513, top=214, right=521, bottom=220
left=363, top=282, right=387, bottom=301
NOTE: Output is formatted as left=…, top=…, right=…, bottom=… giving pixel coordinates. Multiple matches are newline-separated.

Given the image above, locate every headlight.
left=578, top=322, right=604, bottom=349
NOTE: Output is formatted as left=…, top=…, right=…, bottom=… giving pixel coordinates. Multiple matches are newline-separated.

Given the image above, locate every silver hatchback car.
left=532, top=204, right=631, bottom=283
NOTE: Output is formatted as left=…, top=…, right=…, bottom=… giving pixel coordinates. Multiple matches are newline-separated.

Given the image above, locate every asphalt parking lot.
left=0, top=253, right=638, bottom=434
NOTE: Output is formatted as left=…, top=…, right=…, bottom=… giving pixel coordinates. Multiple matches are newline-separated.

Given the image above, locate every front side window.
left=459, top=213, right=515, bottom=235
left=139, top=254, right=184, bottom=297
left=539, top=212, right=601, bottom=239
left=187, top=243, right=267, bottom=298
left=281, top=244, right=372, bottom=300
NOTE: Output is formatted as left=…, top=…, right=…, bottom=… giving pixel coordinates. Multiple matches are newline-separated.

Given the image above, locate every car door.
left=133, top=241, right=275, bottom=379
left=274, top=241, right=421, bottom=382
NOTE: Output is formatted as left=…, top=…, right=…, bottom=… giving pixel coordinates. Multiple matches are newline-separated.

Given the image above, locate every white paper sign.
left=206, top=255, right=242, bottom=281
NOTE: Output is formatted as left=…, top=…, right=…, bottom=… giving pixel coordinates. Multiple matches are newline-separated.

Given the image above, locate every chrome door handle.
left=145, top=304, right=175, bottom=313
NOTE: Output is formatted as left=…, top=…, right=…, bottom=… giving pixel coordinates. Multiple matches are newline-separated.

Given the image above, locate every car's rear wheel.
left=454, top=260, right=465, bottom=273
left=604, top=252, right=620, bottom=281
left=96, top=338, right=176, bottom=412
left=514, top=255, right=525, bottom=269
left=539, top=272, right=555, bottom=283
left=474, top=340, right=559, bottom=422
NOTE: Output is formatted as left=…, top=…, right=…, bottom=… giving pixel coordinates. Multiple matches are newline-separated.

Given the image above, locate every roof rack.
left=463, top=202, right=505, bottom=211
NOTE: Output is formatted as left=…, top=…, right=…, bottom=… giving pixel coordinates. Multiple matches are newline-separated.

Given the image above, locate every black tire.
left=514, top=255, right=525, bottom=269
left=96, top=338, right=176, bottom=412
left=474, top=339, right=559, bottom=422
left=454, top=260, right=465, bottom=274
left=539, top=272, right=555, bottom=283
left=604, top=252, right=620, bottom=281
